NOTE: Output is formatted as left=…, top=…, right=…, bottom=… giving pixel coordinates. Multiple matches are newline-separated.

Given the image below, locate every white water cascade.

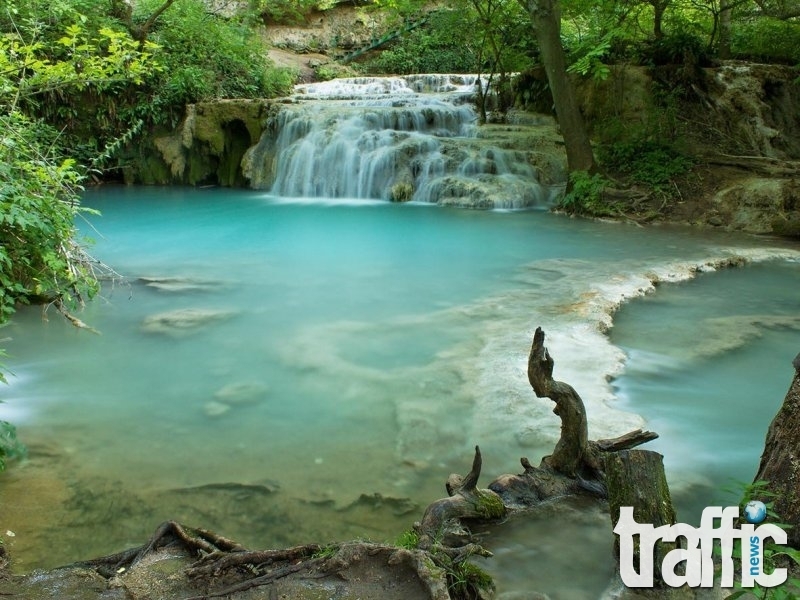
left=244, top=75, right=554, bottom=208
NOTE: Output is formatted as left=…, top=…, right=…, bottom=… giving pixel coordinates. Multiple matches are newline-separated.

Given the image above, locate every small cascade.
left=245, top=75, right=555, bottom=208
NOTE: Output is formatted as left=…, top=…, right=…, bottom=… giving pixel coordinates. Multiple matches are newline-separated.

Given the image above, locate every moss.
left=475, top=491, right=506, bottom=519
left=448, top=561, right=495, bottom=599
left=771, top=215, right=800, bottom=237
left=131, top=153, right=172, bottom=185
left=390, top=181, right=414, bottom=202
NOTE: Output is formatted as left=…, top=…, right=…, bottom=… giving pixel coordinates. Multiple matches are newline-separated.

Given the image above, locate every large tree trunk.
left=753, top=354, right=800, bottom=548
left=523, top=0, right=595, bottom=174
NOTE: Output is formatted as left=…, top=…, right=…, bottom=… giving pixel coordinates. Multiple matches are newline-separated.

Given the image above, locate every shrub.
left=362, top=11, right=477, bottom=74
left=559, top=171, right=617, bottom=216
left=638, top=31, right=711, bottom=68
left=599, top=138, right=693, bottom=190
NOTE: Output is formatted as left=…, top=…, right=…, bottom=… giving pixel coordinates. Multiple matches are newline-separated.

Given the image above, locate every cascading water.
left=245, top=75, right=551, bottom=208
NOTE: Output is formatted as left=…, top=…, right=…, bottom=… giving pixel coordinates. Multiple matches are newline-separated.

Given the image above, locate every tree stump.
left=604, top=449, right=678, bottom=588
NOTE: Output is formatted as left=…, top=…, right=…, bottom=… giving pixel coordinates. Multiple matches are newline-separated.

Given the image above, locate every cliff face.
left=123, top=100, right=276, bottom=187
left=572, top=62, right=800, bottom=235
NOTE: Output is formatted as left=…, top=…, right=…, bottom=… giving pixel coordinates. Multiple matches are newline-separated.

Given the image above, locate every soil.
left=269, top=47, right=330, bottom=82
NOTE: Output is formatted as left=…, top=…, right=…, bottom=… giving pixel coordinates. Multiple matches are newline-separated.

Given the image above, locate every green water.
left=1, top=186, right=798, bottom=599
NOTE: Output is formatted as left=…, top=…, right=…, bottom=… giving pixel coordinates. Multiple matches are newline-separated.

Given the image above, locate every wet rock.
left=0, top=566, right=127, bottom=600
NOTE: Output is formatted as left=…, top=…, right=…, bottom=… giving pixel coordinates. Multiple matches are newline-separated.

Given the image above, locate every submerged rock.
left=203, top=400, right=231, bottom=418
left=141, top=308, right=237, bottom=336
left=213, top=381, right=269, bottom=406
left=137, top=276, right=222, bottom=293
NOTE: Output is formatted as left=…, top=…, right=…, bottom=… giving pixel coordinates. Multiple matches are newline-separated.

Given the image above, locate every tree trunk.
left=653, top=2, right=665, bottom=39
left=753, top=354, right=800, bottom=548
left=718, top=0, right=732, bottom=59
left=523, top=0, right=595, bottom=174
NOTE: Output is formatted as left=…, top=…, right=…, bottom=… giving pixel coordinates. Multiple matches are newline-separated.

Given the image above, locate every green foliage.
left=314, top=62, right=357, bottom=81
left=722, top=480, right=800, bottom=600
left=638, top=30, right=711, bottom=67
left=363, top=12, right=476, bottom=74
left=0, top=111, right=100, bottom=318
left=364, top=3, right=534, bottom=77
left=247, top=0, right=335, bottom=25
left=559, top=171, right=617, bottom=216
left=0, top=419, right=27, bottom=472
left=599, top=137, right=692, bottom=190
left=3, top=0, right=295, bottom=169
left=447, top=560, right=494, bottom=599
left=567, top=29, right=621, bottom=81
left=394, top=528, right=420, bottom=549
left=730, top=17, right=800, bottom=64
left=135, top=0, right=293, bottom=107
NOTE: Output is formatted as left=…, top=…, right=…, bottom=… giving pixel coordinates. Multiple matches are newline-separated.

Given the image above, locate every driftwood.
left=415, top=327, right=668, bottom=562
left=416, top=445, right=504, bottom=557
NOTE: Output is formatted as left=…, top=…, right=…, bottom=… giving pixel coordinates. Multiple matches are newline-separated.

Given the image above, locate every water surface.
left=0, top=186, right=798, bottom=599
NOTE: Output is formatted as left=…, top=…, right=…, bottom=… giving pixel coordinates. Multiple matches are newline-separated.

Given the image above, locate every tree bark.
left=753, top=354, right=800, bottom=548
left=718, top=0, right=733, bottom=59
left=527, top=325, right=592, bottom=476
left=522, top=0, right=595, bottom=174
left=652, top=0, right=670, bottom=39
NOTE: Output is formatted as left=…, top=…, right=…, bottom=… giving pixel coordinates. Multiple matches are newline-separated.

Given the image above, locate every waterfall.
left=244, top=75, right=554, bottom=209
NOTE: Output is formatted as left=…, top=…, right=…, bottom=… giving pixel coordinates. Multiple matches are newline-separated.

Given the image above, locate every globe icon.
left=745, top=500, right=767, bottom=524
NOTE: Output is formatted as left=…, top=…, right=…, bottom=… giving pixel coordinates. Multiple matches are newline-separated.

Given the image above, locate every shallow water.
left=0, top=186, right=798, bottom=599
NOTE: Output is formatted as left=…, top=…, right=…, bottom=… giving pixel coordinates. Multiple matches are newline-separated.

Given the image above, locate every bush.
left=559, top=171, right=617, bottom=216
left=0, top=113, right=99, bottom=318
left=638, top=31, right=711, bottom=67
left=599, top=138, right=692, bottom=190
left=362, top=11, right=477, bottom=74
left=136, top=0, right=289, bottom=103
